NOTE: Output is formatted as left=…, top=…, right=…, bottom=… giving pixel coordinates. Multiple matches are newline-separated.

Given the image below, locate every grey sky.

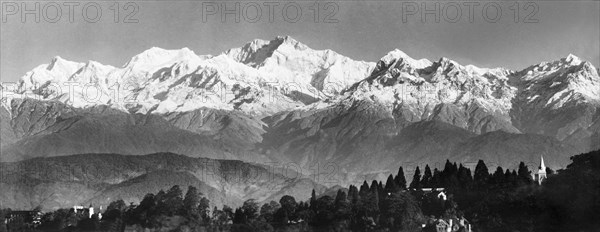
left=1, top=1, right=599, bottom=83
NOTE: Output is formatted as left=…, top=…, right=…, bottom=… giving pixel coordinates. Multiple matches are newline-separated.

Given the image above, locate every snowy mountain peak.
left=16, top=56, right=84, bottom=92
left=379, top=49, right=432, bottom=70
left=563, top=54, right=582, bottom=65
left=47, top=56, right=81, bottom=71
left=435, top=57, right=459, bottom=69
left=438, top=57, right=452, bottom=63
left=49, top=55, right=64, bottom=63
left=580, top=61, right=599, bottom=78
left=48, top=56, right=63, bottom=69
left=275, top=35, right=308, bottom=50
left=125, top=47, right=200, bottom=69
left=276, top=35, right=294, bottom=41
left=464, top=65, right=511, bottom=77
left=518, top=53, right=594, bottom=81
left=225, top=37, right=284, bottom=67
left=224, top=36, right=374, bottom=97
left=511, top=54, right=600, bottom=110
left=382, top=49, right=410, bottom=60
left=82, top=60, right=113, bottom=70
left=225, top=36, right=311, bottom=67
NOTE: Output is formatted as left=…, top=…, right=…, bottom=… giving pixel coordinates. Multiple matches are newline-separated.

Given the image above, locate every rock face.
left=1, top=36, right=598, bottom=189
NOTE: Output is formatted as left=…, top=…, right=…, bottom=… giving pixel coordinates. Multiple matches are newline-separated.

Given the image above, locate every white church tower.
left=535, top=156, right=547, bottom=184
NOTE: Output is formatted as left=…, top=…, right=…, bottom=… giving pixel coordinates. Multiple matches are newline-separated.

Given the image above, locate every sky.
left=1, top=0, right=599, bottom=83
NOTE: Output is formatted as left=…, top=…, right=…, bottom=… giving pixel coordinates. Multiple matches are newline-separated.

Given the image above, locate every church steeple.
left=536, top=155, right=547, bottom=184
left=539, top=156, right=546, bottom=173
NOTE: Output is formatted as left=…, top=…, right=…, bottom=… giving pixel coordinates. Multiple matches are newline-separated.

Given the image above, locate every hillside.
left=0, top=153, right=324, bottom=210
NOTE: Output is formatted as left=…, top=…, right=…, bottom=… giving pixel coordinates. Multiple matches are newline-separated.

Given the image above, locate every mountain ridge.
left=0, top=152, right=326, bottom=210
left=3, top=36, right=597, bottom=117
left=1, top=36, right=598, bottom=188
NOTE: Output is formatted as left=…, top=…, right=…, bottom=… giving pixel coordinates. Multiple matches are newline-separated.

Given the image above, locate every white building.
left=73, top=205, right=95, bottom=218
left=533, top=156, right=547, bottom=185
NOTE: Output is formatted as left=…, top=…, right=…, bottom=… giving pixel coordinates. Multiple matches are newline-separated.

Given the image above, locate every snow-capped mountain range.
left=3, top=36, right=374, bottom=116
left=1, top=36, right=599, bottom=178
left=4, top=36, right=597, bottom=119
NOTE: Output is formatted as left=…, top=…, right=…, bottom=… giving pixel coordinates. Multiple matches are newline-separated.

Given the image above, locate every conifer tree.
left=457, top=164, right=473, bottom=189
left=492, top=166, right=505, bottom=185
left=384, top=174, right=399, bottom=193
left=359, top=181, right=370, bottom=197
left=370, top=180, right=379, bottom=193
left=334, top=190, right=350, bottom=219
left=409, top=166, right=422, bottom=189
left=422, top=165, right=433, bottom=188
left=348, top=185, right=360, bottom=205
left=395, top=167, right=407, bottom=189
left=183, top=186, right=201, bottom=219
left=517, top=162, right=533, bottom=185
left=474, top=160, right=490, bottom=187
left=430, top=168, right=441, bottom=187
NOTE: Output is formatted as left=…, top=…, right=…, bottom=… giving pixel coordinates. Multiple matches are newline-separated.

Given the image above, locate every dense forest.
left=2, top=150, right=599, bottom=232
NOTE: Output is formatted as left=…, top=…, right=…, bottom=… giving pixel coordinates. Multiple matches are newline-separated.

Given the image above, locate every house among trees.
left=73, top=204, right=100, bottom=219
left=4, top=210, right=42, bottom=227
left=421, top=188, right=447, bottom=201
left=434, top=218, right=472, bottom=232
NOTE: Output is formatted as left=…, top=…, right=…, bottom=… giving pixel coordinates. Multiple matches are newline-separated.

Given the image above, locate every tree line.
left=2, top=150, right=599, bottom=232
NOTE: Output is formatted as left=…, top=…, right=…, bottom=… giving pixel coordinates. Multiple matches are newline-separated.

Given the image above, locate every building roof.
left=539, top=155, right=546, bottom=174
